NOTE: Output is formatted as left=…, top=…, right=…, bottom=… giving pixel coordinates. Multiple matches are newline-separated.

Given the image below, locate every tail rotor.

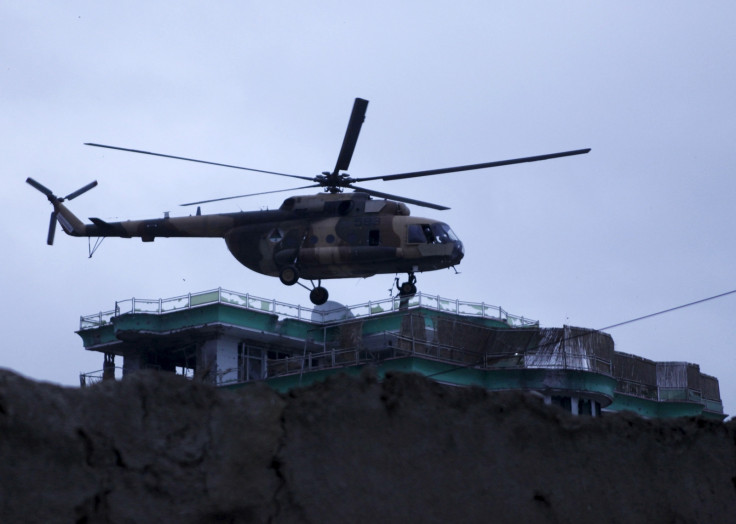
left=26, top=177, right=55, bottom=200
left=47, top=211, right=58, bottom=245
left=26, top=177, right=97, bottom=245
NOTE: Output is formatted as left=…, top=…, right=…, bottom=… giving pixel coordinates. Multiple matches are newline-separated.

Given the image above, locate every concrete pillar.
left=195, top=335, right=239, bottom=385
left=123, top=349, right=144, bottom=376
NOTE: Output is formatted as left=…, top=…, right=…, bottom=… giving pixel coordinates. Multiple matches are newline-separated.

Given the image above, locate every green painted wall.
left=607, top=393, right=723, bottom=420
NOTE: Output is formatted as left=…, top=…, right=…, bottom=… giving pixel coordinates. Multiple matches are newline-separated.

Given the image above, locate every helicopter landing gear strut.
left=279, top=265, right=329, bottom=305
left=396, top=272, right=417, bottom=297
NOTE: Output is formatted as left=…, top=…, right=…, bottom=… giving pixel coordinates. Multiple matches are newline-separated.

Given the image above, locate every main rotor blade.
left=180, top=184, right=321, bottom=207
left=26, top=177, right=55, bottom=198
left=64, top=180, right=98, bottom=201
left=348, top=185, right=450, bottom=211
left=47, top=211, right=57, bottom=245
left=333, top=98, right=369, bottom=175
left=355, top=148, right=592, bottom=182
left=85, top=143, right=314, bottom=182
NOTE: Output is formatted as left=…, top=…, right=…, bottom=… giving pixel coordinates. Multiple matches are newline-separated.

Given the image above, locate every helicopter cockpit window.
left=430, top=223, right=458, bottom=244
left=408, top=223, right=457, bottom=244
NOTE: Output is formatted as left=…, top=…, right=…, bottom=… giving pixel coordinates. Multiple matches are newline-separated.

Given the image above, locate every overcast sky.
left=3, top=2, right=735, bottom=417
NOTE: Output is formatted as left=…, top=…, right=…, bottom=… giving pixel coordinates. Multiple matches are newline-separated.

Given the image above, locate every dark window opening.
left=238, top=343, right=264, bottom=382
left=337, top=200, right=353, bottom=215
left=551, top=396, right=572, bottom=412
left=368, top=230, right=380, bottom=246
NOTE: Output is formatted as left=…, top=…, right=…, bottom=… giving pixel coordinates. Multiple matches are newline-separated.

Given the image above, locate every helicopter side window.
left=408, top=224, right=435, bottom=244
left=408, top=224, right=423, bottom=243
left=268, top=228, right=283, bottom=242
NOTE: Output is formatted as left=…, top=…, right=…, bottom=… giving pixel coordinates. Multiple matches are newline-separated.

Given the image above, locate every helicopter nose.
left=452, top=240, right=464, bottom=264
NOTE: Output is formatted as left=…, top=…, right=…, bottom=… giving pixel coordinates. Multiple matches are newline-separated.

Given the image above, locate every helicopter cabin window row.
left=267, top=225, right=458, bottom=247
left=407, top=223, right=458, bottom=244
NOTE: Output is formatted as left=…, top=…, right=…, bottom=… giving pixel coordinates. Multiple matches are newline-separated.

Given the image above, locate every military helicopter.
left=27, top=98, right=589, bottom=305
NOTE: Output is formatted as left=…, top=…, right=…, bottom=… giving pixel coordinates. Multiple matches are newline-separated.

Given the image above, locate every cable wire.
left=598, top=288, right=736, bottom=331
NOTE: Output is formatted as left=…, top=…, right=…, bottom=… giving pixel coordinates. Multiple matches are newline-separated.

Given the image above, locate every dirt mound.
left=1, top=368, right=734, bottom=523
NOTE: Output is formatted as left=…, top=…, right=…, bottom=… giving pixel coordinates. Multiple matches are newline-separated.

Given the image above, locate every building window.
left=238, top=343, right=264, bottom=382
left=551, top=395, right=572, bottom=412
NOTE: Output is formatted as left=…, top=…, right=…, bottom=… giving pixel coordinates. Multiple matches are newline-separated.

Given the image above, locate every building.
left=77, top=287, right=727, bottom=420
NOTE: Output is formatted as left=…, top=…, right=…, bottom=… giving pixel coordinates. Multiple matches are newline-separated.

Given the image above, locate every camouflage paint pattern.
left=53, top=192, right=464, bottom=281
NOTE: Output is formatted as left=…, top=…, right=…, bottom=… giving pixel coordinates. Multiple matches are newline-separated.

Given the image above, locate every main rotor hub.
left=317, top=171, right=355, bottom=193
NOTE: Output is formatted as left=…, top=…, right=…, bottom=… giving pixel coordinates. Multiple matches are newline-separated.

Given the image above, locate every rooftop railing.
left=79, top=287, right=538, bottom=330
left=261, top=337, right=614, bottom=382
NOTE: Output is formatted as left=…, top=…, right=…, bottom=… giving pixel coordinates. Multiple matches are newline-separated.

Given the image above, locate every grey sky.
left=3, top=2, right=735, bottom=416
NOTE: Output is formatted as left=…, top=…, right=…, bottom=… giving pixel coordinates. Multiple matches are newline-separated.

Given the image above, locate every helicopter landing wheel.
left=310, top=286, right=329, bottom=306
left=279, top=265, right=300, bottom=286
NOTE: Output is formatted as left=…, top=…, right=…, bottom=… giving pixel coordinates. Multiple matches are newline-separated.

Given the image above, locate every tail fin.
left=26, top=178, right=97, bottom=245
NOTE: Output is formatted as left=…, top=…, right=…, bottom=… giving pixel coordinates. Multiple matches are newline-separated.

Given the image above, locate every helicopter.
left=27, top=98, right=590, bottom=305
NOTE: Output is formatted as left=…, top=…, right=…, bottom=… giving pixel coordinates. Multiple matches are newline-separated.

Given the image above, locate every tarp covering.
left=526, top=326, right=614, bottom=373
left=656, top=362, right=700, bottom=389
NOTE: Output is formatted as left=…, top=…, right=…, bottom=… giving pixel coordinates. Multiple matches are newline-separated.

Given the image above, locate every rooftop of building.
left=76, top=287, right=726, bottom=420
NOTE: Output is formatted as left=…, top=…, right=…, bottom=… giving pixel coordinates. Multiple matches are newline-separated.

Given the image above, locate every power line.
left=598, top=288, right=736, bottom=331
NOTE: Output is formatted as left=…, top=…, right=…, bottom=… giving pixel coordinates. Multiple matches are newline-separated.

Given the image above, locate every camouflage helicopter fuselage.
left=54, top=191, right=464, bottom=281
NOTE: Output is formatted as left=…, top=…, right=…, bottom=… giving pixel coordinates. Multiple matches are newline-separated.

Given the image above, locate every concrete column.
left=123, top=349, right=144, bottom=376
left=195, top=335, right=239, bottom=385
